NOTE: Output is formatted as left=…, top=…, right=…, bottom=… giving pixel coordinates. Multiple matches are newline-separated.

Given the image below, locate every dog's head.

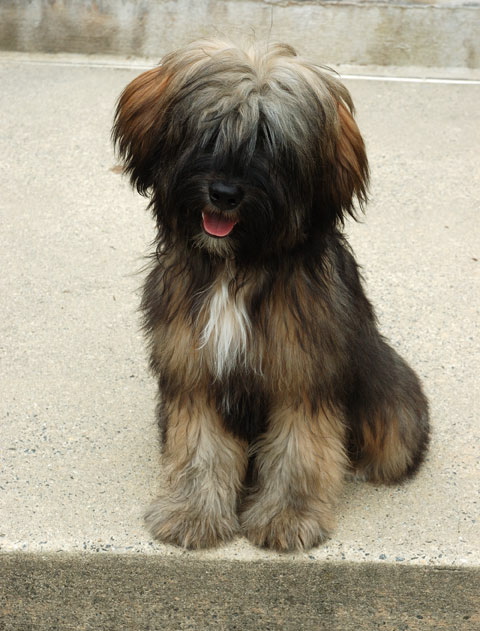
left=113, top=40, right=369, bottom=261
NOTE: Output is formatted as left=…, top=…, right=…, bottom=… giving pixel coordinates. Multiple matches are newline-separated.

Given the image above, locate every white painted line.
left=340, top=74, right=480, bottom=85
left=0, top=54, right=155, bottom=70
left=1, top=53, right=479, bottom=84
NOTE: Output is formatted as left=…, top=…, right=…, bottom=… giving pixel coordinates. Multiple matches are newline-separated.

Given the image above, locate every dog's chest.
left=200, top=280, right=252, bottom=378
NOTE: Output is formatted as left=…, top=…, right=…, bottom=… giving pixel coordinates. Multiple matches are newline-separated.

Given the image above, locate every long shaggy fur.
left=113, top=39, right=429, bottom=551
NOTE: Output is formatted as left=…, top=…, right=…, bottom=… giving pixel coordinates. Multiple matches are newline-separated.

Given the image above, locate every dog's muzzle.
left=202, top=180, right=243, bottom=237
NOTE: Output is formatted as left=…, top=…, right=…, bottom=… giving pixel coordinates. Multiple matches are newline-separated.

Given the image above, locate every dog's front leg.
left=145, top=392, right=248, bottom=549
left=241, top=400, right=347, bottom=551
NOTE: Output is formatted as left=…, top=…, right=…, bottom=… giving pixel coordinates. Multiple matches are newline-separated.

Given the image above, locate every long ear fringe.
left=302, top=66, right=369, bottom=222
left=335, top=102, right=370, bottom=219
left=112, top=66, right=169, bottom=195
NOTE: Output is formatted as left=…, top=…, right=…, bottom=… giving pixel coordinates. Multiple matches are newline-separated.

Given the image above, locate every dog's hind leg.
left=240, top=399, right=347, bottom=551
left=145, top=391, right=248, bottom=549
left=347, top=342, right=430, bottom=484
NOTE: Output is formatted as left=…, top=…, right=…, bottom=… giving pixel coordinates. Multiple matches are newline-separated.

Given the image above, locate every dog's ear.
left=112, top=67, right=170, bottom=195
left=334, top=102, right=369, bottom=218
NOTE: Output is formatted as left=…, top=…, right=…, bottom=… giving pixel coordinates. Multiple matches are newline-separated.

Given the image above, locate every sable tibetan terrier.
left=113, top=39, right=429, bottom=551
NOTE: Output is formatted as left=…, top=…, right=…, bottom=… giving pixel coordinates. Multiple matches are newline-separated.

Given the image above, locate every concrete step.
left=0, top=54, right=479, bottom=629
left=0, top=0, right=479, bottom=69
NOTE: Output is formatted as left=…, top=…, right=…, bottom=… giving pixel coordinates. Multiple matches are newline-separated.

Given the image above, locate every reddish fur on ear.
left=113, top=67, right=170, bottom=194
left=335, top=102, right=369, bottom=216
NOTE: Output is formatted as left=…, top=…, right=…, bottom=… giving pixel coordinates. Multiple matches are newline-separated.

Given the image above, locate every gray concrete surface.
left=0, top=54, right=479, bottom=629
left=1, top=554, right=478, bottom=630
left=0, top=0, right=479, bottom=69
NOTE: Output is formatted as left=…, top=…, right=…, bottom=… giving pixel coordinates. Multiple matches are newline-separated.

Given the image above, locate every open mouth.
left=202, top=211, right=238, bottom=238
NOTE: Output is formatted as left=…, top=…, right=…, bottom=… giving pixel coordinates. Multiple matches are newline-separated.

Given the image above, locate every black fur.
left=113, top=40, right=430, bottom=550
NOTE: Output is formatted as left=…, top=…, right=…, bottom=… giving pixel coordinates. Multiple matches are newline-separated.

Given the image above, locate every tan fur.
left=259, top=271, right=341, bottom=398
left=336, top=103, right=369, bottom=208
left=149, top=260, right=206, bottom=391
left=353, top=408, right=424, bottom=483
left=151, top=262, right=256, bottom=386
left=145, top=391, right=248, bottom=548
left=153, top=262, right=338, bottom=395
left=148, top=265, right=350, bottom=550
left=113, top=39, right=429, bottom=552
left=114, top=68, right=170, bottom=183
left=241, top=400, right=347, bottom=550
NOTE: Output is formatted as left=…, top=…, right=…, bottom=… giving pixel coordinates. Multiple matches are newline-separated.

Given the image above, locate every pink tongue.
left=202, top=212, right=237, bottom=237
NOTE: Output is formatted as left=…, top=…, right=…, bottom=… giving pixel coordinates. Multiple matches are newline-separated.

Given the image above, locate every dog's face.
left=113, top=40, right=369, bottom=261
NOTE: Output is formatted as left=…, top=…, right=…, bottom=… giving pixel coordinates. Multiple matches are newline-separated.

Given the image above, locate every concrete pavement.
left=0, top=55, right=479, bottom=629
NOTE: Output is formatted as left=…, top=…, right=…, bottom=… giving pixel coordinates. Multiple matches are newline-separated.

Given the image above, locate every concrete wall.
left=0, top=0, right=479, bottom=68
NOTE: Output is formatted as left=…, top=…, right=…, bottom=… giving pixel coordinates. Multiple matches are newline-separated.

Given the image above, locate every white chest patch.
left=200, top=281, right=251, bottom=378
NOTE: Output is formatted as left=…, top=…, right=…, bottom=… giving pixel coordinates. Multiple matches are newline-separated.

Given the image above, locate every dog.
left=113, top=39, right=429, bottom=551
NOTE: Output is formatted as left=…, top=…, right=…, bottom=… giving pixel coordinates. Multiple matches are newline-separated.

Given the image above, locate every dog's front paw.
left=145, top=496, right=239, bottom=549
left=241, top=504, right=332, bottom=552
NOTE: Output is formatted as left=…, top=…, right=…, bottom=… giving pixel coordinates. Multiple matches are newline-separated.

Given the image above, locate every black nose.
left=208, top=181, right=244, bottom=211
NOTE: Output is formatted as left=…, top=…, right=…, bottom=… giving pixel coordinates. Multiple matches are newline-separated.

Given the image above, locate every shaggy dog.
left=113, top=39, right=429, bottom=551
